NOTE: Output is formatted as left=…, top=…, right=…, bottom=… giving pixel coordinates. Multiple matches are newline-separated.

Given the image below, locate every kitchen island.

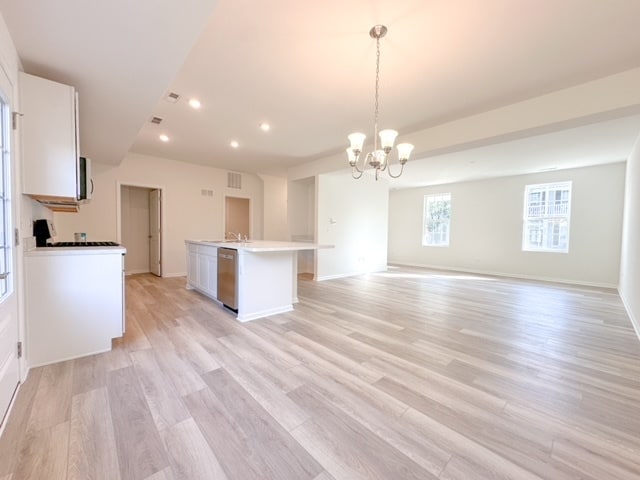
left=185, top=240, right=331, bottom=321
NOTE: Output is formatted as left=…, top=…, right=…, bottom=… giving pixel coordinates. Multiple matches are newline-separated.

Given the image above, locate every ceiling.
left=2, top=0, right=640, bottom=186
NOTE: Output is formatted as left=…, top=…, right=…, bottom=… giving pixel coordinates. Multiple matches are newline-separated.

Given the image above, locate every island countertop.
left=185, top=239, right=332, bottom=252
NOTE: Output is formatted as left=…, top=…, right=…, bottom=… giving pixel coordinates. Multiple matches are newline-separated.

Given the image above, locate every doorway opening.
left=119, top=185, right=163, bottom=276
left=224, top=195, right=251, bottom=240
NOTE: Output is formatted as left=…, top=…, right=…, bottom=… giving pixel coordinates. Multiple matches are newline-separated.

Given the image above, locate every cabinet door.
left=187, top=251, right=198, bottom=287
left=20, top=72, right=78, bottom=198
left=205, top=255, right=218, bottom=298
left=197, top=253, right=209, bottom=293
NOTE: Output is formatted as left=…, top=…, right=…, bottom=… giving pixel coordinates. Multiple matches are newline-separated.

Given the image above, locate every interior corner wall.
left=288, top=178, right=315, bottom=240
left=619, top=136, right=640, bottom=336
left=389, top=162, right=626, bottom=287
left=53, top=153, right=264, bottom=276
left=316, top=173, right=389, bottom=280
left=260, top=174, right=289, bottom=241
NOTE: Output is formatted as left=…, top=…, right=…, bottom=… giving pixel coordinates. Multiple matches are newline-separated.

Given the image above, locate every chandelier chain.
left=374, top=35, right=380, bottom=152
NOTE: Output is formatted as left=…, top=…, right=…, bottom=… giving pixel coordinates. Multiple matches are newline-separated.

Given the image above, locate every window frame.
left=0, top=87, right=12, bottom=300
left=422, top=193, right=452, bottom=247
left=522, top=181, right=572, bottom=254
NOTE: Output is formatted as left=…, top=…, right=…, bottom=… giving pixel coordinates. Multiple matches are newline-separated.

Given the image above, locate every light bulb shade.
left=379, top=129, right=398, bottom=151
left=346, top=148, right=358, bottom=166
left=348, top=132, right=366, bottom=152
left=369, top=150, right=386, bottom=169
left=396, top=143, right=414, bottom=163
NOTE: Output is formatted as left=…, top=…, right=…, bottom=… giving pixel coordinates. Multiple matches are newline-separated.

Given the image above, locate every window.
left=522, top=181, right=571, bottom=252
left=423, top=193, right=451, bottom=246
left=0, top=88, right=11, bottom=298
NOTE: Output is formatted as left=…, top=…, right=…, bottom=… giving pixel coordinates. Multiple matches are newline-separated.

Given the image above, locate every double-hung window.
left=522, top=181, right=571, bottom=252
left=423, top=193, right=451, bottom=246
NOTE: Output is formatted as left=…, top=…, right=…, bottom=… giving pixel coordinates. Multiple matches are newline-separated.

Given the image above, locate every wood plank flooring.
left=2, top=267, right=640, bottom=479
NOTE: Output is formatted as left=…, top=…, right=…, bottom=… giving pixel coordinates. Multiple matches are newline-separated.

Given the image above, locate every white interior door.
left=149, top=189, right=161, bottom=276
left=0, top=68, right=20, bottom=426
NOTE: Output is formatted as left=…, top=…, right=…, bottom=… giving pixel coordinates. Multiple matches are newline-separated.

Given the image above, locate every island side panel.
left=236, top=250, right=295, bottom=322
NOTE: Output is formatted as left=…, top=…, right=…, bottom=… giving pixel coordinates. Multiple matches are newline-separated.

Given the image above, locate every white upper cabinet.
left=19, top=72, right=79, bottom=202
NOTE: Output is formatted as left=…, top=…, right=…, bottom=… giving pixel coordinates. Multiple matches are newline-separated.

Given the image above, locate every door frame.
left=0, top=61, right=23, bottom=433
left=223, top=194, right=253, bottom=240
left=116, top=182, right=165, bottom=276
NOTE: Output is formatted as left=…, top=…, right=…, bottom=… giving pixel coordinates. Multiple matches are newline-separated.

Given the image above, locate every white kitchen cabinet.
left=19, top=72, right=80, bottom=204
left=185, top=242, right=218, bottom=299
left=187, top=243, right=198, bottom=286
left=25, top=248, right=126, bottom=367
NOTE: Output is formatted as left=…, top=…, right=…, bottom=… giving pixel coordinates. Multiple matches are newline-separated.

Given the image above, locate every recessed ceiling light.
left=159, top=134, right=170, bottom=142
left=230, top=140, right=239, bottom=148
left=260, top=122, right=270, bottom=132
left=189, top=98, right=201, bottom=109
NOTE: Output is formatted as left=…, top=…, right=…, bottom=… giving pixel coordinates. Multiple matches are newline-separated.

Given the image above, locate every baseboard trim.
left=388, top=262, right=618, bottom=290
left=619, top=288, right=640, bottom=342
left=125, top=269, right=149, bottom=276
left=316, top=266, right=388, bottom=282
left=162, top=272, right=186, bottom=278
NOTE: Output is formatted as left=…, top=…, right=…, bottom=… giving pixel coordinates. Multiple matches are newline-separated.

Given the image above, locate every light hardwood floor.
left=1, top=267, right=640, bottom=479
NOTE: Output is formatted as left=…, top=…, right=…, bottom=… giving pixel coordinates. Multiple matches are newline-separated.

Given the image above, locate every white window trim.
left=0, top=86, right=12, bottom=301
left=522, top=181, right=572, bottom=253
left=422, top=193, right=451, bottom=247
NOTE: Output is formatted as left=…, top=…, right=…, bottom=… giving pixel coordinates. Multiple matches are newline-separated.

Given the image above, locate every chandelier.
left=347, top=25, right=414, bottom=180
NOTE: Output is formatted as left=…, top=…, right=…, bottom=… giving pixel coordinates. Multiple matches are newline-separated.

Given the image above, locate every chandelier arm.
left=387, top=162, right=405, bottom=179
left=351, top=167, right=364, bottom=179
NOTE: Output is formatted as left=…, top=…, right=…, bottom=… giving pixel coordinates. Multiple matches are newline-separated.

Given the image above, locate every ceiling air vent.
left=165, top=92, right=180, bottom=103
left=150, top=116, right=163, bottom=125
left=227, top=172, right=242, bottom=189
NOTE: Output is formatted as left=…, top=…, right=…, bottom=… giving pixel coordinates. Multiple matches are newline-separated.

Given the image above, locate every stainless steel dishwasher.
left=217, top=247, right=238, bottom=311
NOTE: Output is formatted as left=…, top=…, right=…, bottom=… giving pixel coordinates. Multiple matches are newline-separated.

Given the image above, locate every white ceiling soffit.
left=387, top=114, right=640, bottom=189
left=0, top=0, right=219, bottom=165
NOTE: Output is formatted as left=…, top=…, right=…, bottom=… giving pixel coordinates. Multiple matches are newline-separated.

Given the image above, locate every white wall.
left=259, top=174, right=289, bottom=240
left=389, top=163, right=626, bottom=287
left=54, top=153, right=264, bottom=276
left=288, top=177, right=315, bottom=239
left=316, top=172, right=389, bottom=280
left=619, top=136, right=640, bottom=335
left=121, top=185, right=150, bottom=274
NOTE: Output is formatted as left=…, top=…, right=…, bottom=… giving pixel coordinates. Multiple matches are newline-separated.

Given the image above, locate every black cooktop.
left=48, top=241, right=120, bottom=247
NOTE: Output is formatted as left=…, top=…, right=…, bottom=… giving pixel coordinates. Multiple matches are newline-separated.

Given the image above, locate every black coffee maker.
left=33, top=219, right=55, bottom=247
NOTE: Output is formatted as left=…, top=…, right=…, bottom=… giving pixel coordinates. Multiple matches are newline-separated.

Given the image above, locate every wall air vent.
left=165, top=92, right=180, bottom=103
left=227, top=172, right=242, bottom=189
left=150, top=116, right=163, bottom=124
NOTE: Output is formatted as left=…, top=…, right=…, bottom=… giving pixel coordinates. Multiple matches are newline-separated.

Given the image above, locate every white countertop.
left=24, top=237, right=126, bottom=256
left=25, top=246, right=127, bottom=256
left=186, top=239, right=332, bottom=252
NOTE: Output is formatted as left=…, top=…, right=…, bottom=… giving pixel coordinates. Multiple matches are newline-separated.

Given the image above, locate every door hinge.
left=14, top=228, right=19, bottom=246
left=12, top=111, right=23, bottom=130
left=17, top=341, right=22, bottom=358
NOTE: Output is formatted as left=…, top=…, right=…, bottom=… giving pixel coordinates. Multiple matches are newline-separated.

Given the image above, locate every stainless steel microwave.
left=78, top=156, right=93, bottom=202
